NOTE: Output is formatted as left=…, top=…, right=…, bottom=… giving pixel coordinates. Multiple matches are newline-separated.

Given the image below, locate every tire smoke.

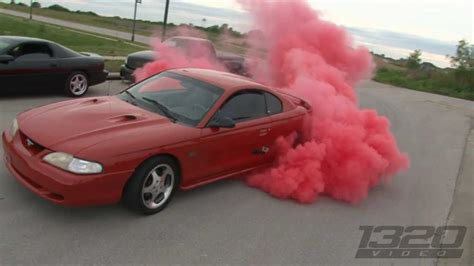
left=134, top=27, right=226, bottom=82
left=240, top=0, right=409, bottom=204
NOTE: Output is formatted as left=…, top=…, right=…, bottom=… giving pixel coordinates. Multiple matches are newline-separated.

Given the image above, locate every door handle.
left=259, top=128, right=271, bottom=136
left=252, top=146, right=270, bottom=155
left=50, top=63, right=58, bottom=67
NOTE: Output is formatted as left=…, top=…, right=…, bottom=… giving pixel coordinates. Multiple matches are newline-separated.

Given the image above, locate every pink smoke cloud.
left=134, top=26, right=227, bottom=82
left=240, top=0, right=409, bottom=204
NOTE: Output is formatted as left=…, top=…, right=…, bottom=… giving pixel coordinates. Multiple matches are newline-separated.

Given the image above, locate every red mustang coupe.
left=2, top=68, right=311, bottom=214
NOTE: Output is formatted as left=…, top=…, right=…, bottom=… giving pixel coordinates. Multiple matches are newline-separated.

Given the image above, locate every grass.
left=0, top=2, right=160, bottom=37
left=374, top=67, right=474, bottom=101
left=0, top=14, right=146, bottom=56
left=105, top=60, right=124, bottom=72
left=0, top=2, right=249, bottom=55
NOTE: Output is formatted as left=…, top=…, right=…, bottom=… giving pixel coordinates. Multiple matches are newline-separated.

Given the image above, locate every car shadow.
left=0, top=87, right=66, bottom=99
left=0, top=83, right=118, bottom=100
left=12, top=178, right=246, bottom=220
left=174, top=177, right=244, bottom=201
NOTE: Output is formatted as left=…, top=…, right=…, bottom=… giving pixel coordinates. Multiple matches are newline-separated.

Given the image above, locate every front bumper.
left=2, top=131, right=133, bottom=207
left=120, top=65, right=135, bottom=83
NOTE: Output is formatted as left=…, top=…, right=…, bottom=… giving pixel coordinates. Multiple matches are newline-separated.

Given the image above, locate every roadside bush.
left=454, top=68, right=474, bottom=89
left=374, top=67, right=474, bottom=100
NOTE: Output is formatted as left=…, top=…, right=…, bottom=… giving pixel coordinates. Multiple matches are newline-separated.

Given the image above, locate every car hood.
left=17, top=96, right=186, bottom=155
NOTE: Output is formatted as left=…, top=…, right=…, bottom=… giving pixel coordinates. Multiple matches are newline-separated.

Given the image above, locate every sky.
left=8, top=0, right=474, bottom=67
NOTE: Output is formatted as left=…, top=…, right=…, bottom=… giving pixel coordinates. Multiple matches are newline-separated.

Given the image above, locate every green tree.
left=448, top=40, right=474, bottom=90
left=219, top=23, right=229, bottom=32
left=449, top=39, right=474, bottom=70
left=47, top=4, right=70, bottom=12
left=32, top=2, right=41, bottom=8
left=9, top=0, right=15, bottom=4
left=406, top=49, right=422, bottom=69
left=206, top=25, right=220, bottom=34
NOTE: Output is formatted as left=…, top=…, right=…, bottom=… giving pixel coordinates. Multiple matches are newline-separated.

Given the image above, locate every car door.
left=0, top=52, right=17, bottom=90
left=193, top=91, right=274, bottom=182
left=264, top=92, right=308, bottom=156
left=0, top=42, right=59, bottom=90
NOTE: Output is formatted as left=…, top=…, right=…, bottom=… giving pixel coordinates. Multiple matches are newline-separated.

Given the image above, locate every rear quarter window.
left=265, top=92, right=283, bottom=115
left=219, top=92, right=267, bottom=122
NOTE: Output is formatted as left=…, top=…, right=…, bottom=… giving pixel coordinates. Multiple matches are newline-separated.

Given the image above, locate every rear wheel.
left=123, top=156, right=180, bottom=215
left=65, top=71, right=89, bottom=97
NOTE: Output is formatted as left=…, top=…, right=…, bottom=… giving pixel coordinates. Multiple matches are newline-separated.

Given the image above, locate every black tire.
left=65, top=71, right=89, bottom=97
left=122, top=156, right=180, bottom=215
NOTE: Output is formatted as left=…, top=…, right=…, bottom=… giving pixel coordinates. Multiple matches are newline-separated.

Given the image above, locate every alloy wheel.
left=141, top=164, right=175, bottom=209
left=69, top=73, right=88, bottom=96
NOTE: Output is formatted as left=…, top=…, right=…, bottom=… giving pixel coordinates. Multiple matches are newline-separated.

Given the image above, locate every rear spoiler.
left=276, top=90, right=312, bottom=111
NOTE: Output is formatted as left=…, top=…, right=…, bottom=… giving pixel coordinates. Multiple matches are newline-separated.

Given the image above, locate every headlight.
left=43, top=152, right=103, bottom=174
left=10, top=118, right=18, bottom=136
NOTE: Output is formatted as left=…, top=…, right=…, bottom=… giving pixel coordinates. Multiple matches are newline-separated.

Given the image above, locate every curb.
left=107, top=72, right=122, bottom=80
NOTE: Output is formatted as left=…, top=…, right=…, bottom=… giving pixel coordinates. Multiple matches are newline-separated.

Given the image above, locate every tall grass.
left=374, top=67, right=474, bottom=100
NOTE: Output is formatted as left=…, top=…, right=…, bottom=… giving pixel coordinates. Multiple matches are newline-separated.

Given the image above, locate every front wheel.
left=122, top=156, right=180, bottom=215
left=65, top=71, right=89, bottom=97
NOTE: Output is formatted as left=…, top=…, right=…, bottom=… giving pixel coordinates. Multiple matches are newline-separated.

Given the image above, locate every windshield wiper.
left=123, top=90, right=136, bottom=99
left=120, top=90, right=138, bottom=106
left=141, top=97, right=178, bottom=122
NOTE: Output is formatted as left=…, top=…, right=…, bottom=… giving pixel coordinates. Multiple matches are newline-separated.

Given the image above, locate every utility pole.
left=131, top=0, right=141, bottom=42
left=162, top=0, right=170, bottom=42
left=29, top=0, right=33, bottom=20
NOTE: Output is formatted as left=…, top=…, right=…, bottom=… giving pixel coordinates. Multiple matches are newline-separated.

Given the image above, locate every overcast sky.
left=7, top=0, right=473, bottom=66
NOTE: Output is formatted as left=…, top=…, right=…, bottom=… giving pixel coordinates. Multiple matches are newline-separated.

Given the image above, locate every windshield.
left=163, top=38, right=216, bottom=58
left=0, top=39, right=14, bottom=54
left=118, top=72, right=224, bottom=127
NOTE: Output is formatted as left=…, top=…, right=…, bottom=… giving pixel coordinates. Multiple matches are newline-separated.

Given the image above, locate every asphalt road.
left=0, top=81, right=472, bottom=265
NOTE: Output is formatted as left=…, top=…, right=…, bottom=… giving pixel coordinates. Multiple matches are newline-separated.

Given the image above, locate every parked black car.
left=0, top=36, right=108, bottom=97
left=121, top=36, right=247, bottom=82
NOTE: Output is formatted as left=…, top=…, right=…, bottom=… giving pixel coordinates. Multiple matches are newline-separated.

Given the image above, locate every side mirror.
left=0, top=55, right=14, bottom=64
left=208, top=115, right=236, bottom=129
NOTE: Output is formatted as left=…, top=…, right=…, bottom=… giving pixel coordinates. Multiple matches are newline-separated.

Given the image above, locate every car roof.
left=170, top=68, right=267, bottom=91
left=0, top=36, right=51, bottom=44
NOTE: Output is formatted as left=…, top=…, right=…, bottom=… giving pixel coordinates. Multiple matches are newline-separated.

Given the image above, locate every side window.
left=219, top=92, right=266, bottom=122
left=15, top=53, right=51, bottom=61
left=265, top=92, right=283, bottom=115
left=9, top=42, right=53, bottom=60
left=7, top=45, right=21, bottom=57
